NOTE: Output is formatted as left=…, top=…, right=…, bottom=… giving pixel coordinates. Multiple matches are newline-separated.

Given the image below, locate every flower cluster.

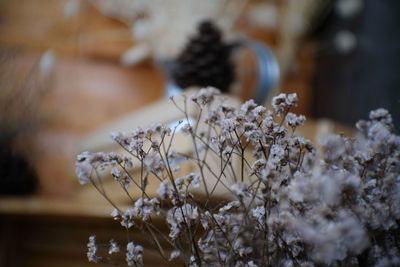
left=126, top=242, right=144, bottom=266
left=77, top=88, right=400, bottom=266
left=87, top=235, right=101, bottom=263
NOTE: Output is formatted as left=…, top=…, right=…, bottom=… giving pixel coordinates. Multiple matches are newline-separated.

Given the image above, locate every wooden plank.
left=0, top=0, right=80, bottom=55
left=1, top=215, right=168, bottom=266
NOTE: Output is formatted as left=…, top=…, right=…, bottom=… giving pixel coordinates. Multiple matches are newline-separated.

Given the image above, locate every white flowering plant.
left=76, top=88, right=400, bottom=266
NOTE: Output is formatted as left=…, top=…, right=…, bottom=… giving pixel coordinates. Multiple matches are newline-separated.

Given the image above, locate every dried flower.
left=190, top=86, right=220, bottom=107
left=77, top=91, right=400, bottom=266
left=109, top=239, right=120, bottom=254
left=170, top=249, right=181, bottom=260
left=126, top=242, right=143, bottom=266
left=143, top=152, right=164, bottom=174
left=286, top=112, right=306, bottom=128
left=87, top=235, right=101, bottom=263
left=157, top=180, right=173, bottom=200
left=181, top=123, right=193, bottom=136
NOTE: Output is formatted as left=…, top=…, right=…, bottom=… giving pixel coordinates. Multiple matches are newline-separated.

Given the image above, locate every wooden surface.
left=0, top=0, right=134, bottom=59
left=0, top=214, right=168, bottom=267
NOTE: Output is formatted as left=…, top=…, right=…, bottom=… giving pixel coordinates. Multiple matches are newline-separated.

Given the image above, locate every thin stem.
left=118, top=163, right=151, bottom=199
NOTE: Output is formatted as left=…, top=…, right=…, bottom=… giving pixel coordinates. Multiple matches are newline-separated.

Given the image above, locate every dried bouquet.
left=76, top=88, right=400, bottom=266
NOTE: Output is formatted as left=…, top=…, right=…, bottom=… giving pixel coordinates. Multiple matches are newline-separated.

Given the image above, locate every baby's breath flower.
left=133, top=197, right=159, bottom=221
left=110, top=131, right=126, bottom=143
left=272, top=93, right=298, bottom=116
left=204, top=109, right=220, bottom=124
left=240, top=99, right=267, bottom=122
left=240, top=99, right=258, bottom=114
left=247, top=260, right=258, bottom=267
left=120, top=173, right=132, bottom=188
left=157, top=180, right=173, bottom=200
left=287, top=93, right=298, bottom=105
left=222, top=146, right=233, bottom=158
left=193, top=86, right=220, bottom=106
left=111, top=208, right=121, bottom=221
left=121, top=208, right=135, bottom=229
left=218, top=201, right=240, bottom=214
left=268, top=144, right=285, bottom=168
left=286, top=112, right=306, bottom=128
left=252, top=106, right=267, bottom=121
left=262, top=115, right=276, bottom=133
left=87, top=235, right=101, bottom=263
left=251, top=159, right=266, bottom=175
left=151, top=140, right=160, bottom=151
left=200, top=212, right=210, bottom=230
left=319, top=134, right=346, bottom=164
left=128, top=139, right=143, bottom=152
left=243, top=122, right=257, bottom=133
left=245, top=129, right=261, bottom=144
left=167, top=204, right=199, bottom=239
left=186, top=172, right=200, bottom=188
left=123, top=156, right=133, bottom=168
left=220, top=118, right=236, bottom=133
left=181, top=123, right=192, bottom=136
left=110, top=167, right=121, bottom=179
left=150, top=122, right=171, bottom=135
left=77, top=92, right=400, bottom=267
left=272, top=93, right=289, bottom=115
left=75, top=157, right=91, bottom=185
left=251, top=206, right=266, bottom=225
left=170, top=249, right=181, bottom=260
left=369, top=108, right=392, bottom=125
left=219, top=103, right=236, bottom=118
left=143, top=152, right=164, bottom=174
left=231, top=182, right=249, bottom=198
left=132, top=127, right=146, bottom=140
left=126, top=242, right=143, bottom=266
left=175, top=176, right=185, bottom=190
left=108, top=239, right=120, bottom=254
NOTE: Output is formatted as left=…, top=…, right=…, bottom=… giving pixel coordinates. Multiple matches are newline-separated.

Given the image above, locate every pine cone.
left=172, top=20, right=236, bottom=93
left=0, top=144, right=38, bottom=195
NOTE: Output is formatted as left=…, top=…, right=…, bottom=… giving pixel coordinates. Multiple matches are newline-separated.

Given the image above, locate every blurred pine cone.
left=0, top=144, right=38, bottom=195
left=172, top=20, right=236, bottom=93
left=0, top=50, right=44, bottom=195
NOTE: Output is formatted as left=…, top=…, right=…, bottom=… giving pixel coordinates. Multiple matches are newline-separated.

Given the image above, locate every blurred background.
left=0, top=0, right=399, bottom=266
